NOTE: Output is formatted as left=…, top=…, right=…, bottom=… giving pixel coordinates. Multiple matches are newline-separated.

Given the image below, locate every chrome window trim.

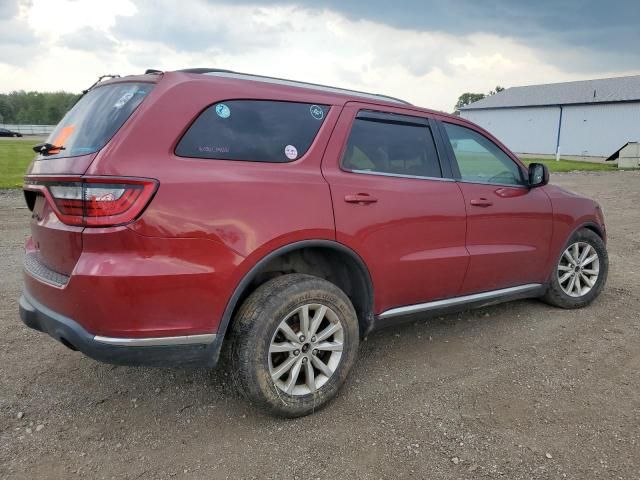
left=455, top=179, right=529, bottom=189
left=378, top=284, right=542, bottom=319
left=93, top=333, right=217, bottom=347
left=344, top=168, right=453, bottom=182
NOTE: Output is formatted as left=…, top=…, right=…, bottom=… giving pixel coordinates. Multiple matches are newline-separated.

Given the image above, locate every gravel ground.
left=1, top=171, right=639, bottom=479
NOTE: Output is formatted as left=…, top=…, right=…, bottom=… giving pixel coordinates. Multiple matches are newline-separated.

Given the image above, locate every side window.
left=341, top=116, right=442, bottom=178
left=443, top=122, right=524, bottom=186
left=175, top=100, right=329, bottom=162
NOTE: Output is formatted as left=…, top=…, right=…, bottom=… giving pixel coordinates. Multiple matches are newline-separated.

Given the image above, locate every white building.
left=460, top=75, right=640, bottom=158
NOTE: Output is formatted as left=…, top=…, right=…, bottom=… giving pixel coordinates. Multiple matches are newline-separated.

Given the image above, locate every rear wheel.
left=229, top=274, right=359, bottom=417
left=543, top=228, right=608, bottom=309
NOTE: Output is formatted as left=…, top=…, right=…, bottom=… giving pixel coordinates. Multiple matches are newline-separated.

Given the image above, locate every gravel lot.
left=1, top=171, right=639, bottom=479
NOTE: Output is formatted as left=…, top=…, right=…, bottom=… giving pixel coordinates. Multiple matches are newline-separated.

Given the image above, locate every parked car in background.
left=0, top=127, right=22, bottom=137
left=19, top=69, right=608, bottom=417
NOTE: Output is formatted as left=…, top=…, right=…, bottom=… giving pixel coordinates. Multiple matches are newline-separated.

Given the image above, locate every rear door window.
left=39, top=82, right=153, bottom=159
left=175, top=100, right=329, bottom=162
left=341, top=115, right=442, bottom=178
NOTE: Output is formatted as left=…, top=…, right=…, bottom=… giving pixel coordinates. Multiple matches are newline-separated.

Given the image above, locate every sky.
left=1, top=0, right=639, bottom=112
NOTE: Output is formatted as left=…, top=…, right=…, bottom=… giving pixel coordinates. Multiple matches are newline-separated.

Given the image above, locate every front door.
left=438, top=120, right=553, bottom=294
left=322, top=103, right=469, bottom=315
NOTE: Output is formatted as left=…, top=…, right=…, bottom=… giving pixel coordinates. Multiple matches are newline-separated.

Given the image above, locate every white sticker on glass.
left=284, top=145, right=298, bottom=160
left=114, top=91, right=135, bottom=109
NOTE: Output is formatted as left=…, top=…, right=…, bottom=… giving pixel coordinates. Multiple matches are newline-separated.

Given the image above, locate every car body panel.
left=455, top=182, right=553, bottom=293
left=321, top=103, right=469, bottom=313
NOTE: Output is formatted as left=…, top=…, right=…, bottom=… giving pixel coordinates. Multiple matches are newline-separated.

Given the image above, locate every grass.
left=521, top=158, right=616, bottom=173
left=0, top=138, right=36, bottom=188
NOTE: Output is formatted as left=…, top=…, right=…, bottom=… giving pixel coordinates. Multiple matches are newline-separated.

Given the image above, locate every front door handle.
left=470, top=198, right=493, bottom=207
left=345, top=193, right=378, bottom=205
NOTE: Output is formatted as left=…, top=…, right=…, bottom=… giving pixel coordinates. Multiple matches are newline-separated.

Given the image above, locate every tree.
left=0, top=91, right=79, bottom=125
left=454, top=92, right=486, bottom=113
left=453, top=86, right=506, bottom=114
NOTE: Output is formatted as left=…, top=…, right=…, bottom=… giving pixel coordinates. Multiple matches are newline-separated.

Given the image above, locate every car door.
left=321, top=103, right=469, bottom=317
left=437, top=119, right=553, bottom=294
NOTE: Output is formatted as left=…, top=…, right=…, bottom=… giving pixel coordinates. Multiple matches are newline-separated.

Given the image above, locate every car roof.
left=101, top=68, right=460, bottom=121
left=179, top=68, right=413, bottom=107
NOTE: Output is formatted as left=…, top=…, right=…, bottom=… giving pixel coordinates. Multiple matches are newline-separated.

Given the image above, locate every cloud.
left=0, top=0, right=639, bottom=114
left=58, top=27, right=118, bottom=53
left=0, top=0, right=40, bottom=66
left=113, top=0, right=287, bottom=54
left=208, top=0, right=640, bottom=72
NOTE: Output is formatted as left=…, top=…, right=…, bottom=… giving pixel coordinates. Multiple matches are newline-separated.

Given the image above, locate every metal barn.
left=460, top=75, right=640, bottom=158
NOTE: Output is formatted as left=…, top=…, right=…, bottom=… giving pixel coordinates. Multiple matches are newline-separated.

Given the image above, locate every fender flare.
left=215, top=239, right=375, bottom=344
left=545, top=220, right=606, bottom=284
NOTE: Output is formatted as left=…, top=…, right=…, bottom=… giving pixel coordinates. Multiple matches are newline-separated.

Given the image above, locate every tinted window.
left=39, top=82, right=153, bottom=160
left=176, top=101, right=329, bottom=162
left=342, top=117, right=441, bottom=178
left=443, top=122, right=524, bottom=186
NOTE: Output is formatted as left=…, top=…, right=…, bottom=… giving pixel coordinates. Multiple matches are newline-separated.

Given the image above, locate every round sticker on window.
left=215, top=103, right=231, bottom=118
left=310, top=105, right=324, bottom=120
left=284, top=144, right=298, bottom=160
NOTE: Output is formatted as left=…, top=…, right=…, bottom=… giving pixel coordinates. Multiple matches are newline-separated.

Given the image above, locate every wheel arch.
left=216, top=240, right=375, bottom=352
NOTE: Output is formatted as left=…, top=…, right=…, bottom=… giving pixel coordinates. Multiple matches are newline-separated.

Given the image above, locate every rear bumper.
left=19, top=292, right=222, bottom=368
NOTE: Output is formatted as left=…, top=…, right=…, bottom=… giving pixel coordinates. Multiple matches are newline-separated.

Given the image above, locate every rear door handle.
left=470, top=198, right=493, bottom=207
left=345, top=193, right=378, bottom=204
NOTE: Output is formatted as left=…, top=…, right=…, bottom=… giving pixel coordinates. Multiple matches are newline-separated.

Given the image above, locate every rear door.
left=322, top=103, right=468, bottom=316
left=437, top=120, right=553, bottom=293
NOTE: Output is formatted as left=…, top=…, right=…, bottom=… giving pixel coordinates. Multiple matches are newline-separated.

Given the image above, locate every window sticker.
left=198, top=145, right=230, bottom=154
left=310, top=105, right=324, bottom=120
left=284, top=144, right=298, bottom=160
left=48, top=124, right=76, bottom=153
left=215, top=103, right=231, bottom=118
left=114, top=91, right=135, bottom=109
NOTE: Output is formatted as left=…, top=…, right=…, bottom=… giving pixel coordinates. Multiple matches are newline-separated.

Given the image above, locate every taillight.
left=24, top=177, right=158, bottom=227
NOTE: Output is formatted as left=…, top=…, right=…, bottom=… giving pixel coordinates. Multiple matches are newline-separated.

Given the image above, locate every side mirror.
left=528, top=162, right=549, bottom=187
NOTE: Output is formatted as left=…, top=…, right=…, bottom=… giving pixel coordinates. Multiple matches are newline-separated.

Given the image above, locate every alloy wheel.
left=557, top=241, right=600, bottom=297
left=268, top=303, right=344, bottom=396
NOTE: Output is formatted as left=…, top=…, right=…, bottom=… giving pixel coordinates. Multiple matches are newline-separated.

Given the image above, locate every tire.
left=229, top=273, right=359, bottom=417
left=543, top=228, right=608, bottom=309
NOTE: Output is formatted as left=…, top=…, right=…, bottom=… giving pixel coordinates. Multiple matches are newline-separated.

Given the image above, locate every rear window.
left=175, top=100, right=329, bottom=162
left=38, top=82, right=153, bottom=160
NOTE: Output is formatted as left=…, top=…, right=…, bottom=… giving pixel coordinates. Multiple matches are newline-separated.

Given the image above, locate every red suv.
left=20, top=69, right=608, bottom=417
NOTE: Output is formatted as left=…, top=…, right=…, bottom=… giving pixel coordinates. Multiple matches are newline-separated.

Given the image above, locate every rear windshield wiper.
left=33, top=143, right=66, bottom=155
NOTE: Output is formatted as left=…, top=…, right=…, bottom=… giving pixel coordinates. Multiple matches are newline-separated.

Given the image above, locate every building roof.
left=461, top=75, right=640, bottom=110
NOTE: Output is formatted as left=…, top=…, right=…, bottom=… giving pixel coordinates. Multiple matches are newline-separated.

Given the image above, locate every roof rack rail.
left=177, top=68, right=412, bottom=106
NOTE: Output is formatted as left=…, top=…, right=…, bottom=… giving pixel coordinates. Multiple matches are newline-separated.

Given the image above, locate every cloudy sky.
left=1, top=0, right=639, bottom=112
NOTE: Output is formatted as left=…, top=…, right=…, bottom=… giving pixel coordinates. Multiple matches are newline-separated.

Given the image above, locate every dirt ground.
left=1, top=171, right=639, bottom=479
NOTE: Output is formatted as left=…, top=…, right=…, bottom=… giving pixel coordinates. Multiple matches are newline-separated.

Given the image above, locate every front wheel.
left=543, top=228, right=608, bottom=309
left=229, top=274, right=359, bottom=417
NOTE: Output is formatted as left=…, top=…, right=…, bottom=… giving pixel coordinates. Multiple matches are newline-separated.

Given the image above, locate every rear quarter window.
left=175, top=100, right=330, bottom=162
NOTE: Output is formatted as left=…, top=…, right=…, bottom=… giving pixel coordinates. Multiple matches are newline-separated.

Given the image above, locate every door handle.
left=470, top=198, right=493, bottom=207
left=345, top=193, right=378, bottom=204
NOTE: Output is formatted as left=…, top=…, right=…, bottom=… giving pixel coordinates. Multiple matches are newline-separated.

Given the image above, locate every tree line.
left=454, top=86, right=505, bottom=114
left=0, top=91, right=80, bottom=125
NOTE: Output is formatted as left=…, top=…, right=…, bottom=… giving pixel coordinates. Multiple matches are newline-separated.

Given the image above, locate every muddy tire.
left=543, top=228, right=608, bottom=309
left=229, top=274, right=359, bottom=417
